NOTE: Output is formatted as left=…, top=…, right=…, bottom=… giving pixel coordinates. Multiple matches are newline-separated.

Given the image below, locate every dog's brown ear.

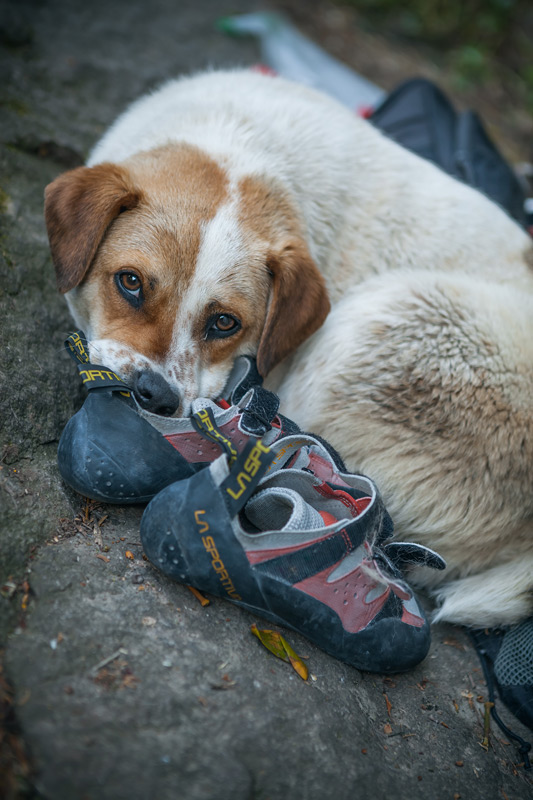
left=44, top=163, right=140, bottom=293
left=256, top=240, right=330, bottom=377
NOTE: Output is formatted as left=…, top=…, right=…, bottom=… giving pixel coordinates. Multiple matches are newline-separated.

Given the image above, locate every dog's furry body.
left=45, top=70, right=533, bottom=627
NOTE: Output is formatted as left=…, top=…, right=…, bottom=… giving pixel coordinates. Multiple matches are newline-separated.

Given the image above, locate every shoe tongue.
left=221, top=355, right=263, bottom=403
left=245, top=486, right=324, bottom=532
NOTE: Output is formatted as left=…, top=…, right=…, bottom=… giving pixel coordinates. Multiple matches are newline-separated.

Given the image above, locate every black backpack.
left=370, top=77, right=528, bottom=229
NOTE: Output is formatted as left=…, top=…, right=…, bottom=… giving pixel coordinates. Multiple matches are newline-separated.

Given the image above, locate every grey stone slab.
left=6, top=519, right=533, bottom=799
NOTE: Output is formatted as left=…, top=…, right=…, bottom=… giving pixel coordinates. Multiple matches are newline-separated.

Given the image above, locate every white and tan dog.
left=45, top=69, right=533, bottom=628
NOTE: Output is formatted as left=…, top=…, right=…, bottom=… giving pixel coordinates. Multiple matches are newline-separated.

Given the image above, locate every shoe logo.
left=268, top=439, right=308, bottom=470
left=192, top=407, right=239, bottom=465
left=64, top=332, right=130, bottom=394
left=65, top=330, right=90, bottom=364
left=79, top=367, right=124, bottom=385
left=225, top=440, right=271, bottom=500
left=194, top=510, right=209, bottom=534
left=193, top=511, right=242, bottom=601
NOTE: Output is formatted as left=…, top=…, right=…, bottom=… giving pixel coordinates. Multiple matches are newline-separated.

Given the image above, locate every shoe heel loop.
left=64, top=331, right=132, bottom=394
left=220, top=438, right=277, bottom=516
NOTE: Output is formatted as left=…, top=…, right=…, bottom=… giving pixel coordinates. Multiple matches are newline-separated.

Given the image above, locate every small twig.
left=89, top=647, right=128, bottom=676
left=188, top=586, right=210, bottom=607
left=93, top=525, right=103, bottom=549
left=480, top=701, right=495, bottom=750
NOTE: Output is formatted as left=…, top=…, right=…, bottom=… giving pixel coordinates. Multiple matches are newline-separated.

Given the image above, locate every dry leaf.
left=442, top=637, right=466, bottom=651
left=250, top=624, right=308, bottom=680
left=125, top=550, right=135, bottom=561
left=279, top=635, right=309, bottom=681
left=188, top=586, right=210, bottom=606
left=251, top=624, right=288, bottom=660
left=383, top=692, right=392, bottom=718
left=96, top=554, right=110, bottom=563
left=383, top=723, right=392, bottom=735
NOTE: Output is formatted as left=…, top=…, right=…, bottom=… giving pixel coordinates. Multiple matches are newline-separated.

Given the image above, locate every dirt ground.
left=1, top=1, right=532, bottom=798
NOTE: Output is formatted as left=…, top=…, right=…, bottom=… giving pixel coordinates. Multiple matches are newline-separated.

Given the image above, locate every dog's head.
left=45, top=144, right=330, bottom=415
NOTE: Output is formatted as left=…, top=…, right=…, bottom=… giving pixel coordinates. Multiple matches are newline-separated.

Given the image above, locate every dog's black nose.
left=132, top=370, right=180, bottom=417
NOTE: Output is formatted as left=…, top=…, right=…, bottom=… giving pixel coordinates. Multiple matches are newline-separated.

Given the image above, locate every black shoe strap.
left=64, top=331, right=131, bottom=393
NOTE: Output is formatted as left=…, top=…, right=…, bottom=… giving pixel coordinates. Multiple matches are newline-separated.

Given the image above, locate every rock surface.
left=1, top=1, right=532, bottom=798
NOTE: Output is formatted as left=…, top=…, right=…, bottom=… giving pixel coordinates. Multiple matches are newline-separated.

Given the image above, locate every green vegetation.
left=342, top=0, right=533, bottom=109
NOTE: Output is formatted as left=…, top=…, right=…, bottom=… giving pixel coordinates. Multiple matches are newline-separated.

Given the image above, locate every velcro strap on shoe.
left=239, top=387, right=281, bottom=436
left=220, top=438, right=276, bottom=517
left=64, top=331, right=131, bottom=393
left=383, top=542, right=446, bottom=571
left=227, top=356, right=264, bottom=403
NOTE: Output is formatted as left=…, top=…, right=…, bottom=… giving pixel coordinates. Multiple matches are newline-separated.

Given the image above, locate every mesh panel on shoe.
left=494, top=620, right=533, bottom=687
left=245, top=487, right=324, bottom=532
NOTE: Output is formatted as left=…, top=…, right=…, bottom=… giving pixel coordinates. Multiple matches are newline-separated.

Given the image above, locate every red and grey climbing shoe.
left=57, top=331, right=296, bottom=503
left=140, top=423, right=445, bottom=674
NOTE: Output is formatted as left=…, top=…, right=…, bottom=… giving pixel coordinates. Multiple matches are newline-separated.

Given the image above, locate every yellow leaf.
left=251, top=624, right=288, bottom=661
left=279, top=635, right=309, bottom=681
left=287, top=654, right=309, bottom=681
left=251, top=625, right=309, bottom=680
left=125, top=550, right=134, bottom=561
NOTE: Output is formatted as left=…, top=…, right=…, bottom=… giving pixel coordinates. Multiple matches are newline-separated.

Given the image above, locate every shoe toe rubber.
left=58, top=392, right=198, bottom=503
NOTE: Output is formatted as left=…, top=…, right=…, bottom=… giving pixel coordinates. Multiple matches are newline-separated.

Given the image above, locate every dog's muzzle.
left=132, top=369, right=180, bottom=417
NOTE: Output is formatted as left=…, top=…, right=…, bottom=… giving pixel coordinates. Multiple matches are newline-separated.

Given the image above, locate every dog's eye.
left=216, top=315, right=237, bottom=332
left=119, top=272, right=141, bottom=294
left=206, top=314, right=241, bottom=339
left=115, top=271, right=143, bottom=307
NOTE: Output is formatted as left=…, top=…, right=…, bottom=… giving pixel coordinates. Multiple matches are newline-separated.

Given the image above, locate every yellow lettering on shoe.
left=194, top=509, right=209, bottom=534
left=226, top=440, right=271, bottom=499
left=200, top=535, right=242, bottom=601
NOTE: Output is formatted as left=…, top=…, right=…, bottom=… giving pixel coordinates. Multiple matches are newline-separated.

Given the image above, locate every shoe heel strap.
left=220, top=438, right=277, bottom=517
left=64, top=331, right=131, bottom=394
left=192, top=405, right=240, bottom=466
